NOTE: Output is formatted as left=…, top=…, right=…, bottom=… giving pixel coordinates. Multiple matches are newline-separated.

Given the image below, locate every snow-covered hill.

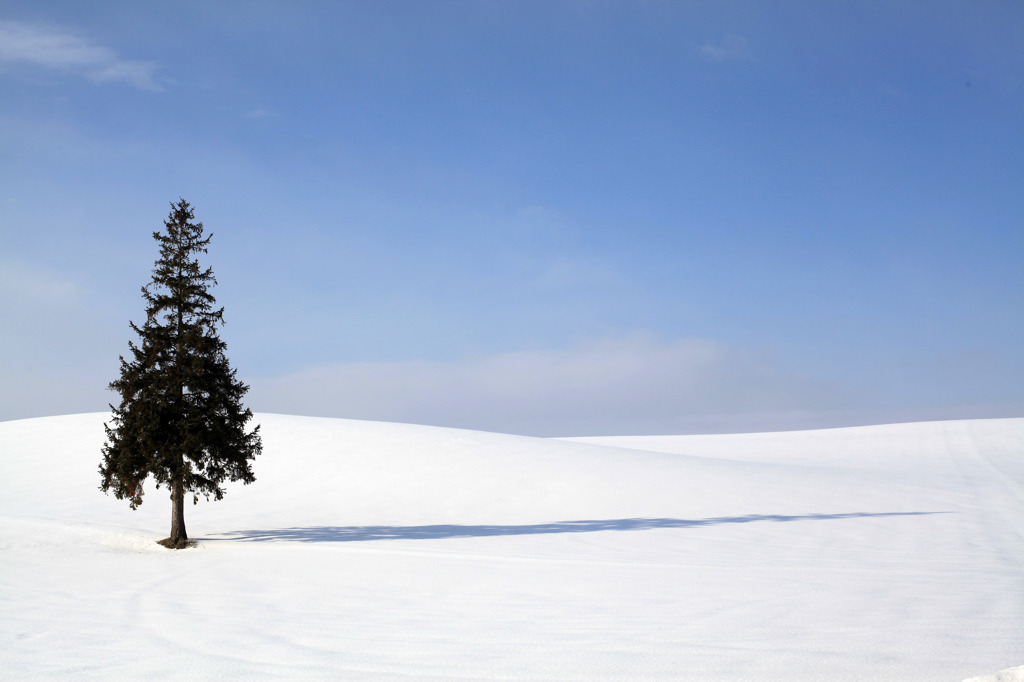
left=1, top=413, right=1021, bottom=680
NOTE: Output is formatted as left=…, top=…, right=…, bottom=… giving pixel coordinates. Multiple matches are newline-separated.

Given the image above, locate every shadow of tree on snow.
left=210, top=512, right=947, bottom=543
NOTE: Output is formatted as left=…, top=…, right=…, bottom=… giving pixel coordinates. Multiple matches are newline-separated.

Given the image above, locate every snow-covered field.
left=1, top=413, right=1021, bottom=681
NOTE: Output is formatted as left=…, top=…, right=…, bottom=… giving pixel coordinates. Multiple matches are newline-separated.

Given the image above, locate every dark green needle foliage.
left=100, top=199, right=261, bottom=548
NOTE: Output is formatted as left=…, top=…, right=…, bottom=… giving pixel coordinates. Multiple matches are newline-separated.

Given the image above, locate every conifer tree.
left=100, top=199, right=261, bottom=549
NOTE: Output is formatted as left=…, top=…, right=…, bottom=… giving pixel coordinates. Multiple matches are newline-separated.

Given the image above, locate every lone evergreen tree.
left=100, top=199, right=261, bottom=549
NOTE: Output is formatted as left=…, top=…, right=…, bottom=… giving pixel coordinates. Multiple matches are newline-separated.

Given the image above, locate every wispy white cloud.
left=247, top=333, right=852, bottom=436
left=698, top=35, right=748, bottom=62
left=0, top=20, right=159, bottom=90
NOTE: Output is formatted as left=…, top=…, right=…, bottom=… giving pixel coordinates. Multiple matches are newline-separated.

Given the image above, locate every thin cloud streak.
left=0, top=21, right=159, bottom=89
left=698, top=35, right=748, bottom=62
left=247, top=333, right=853, bottom=436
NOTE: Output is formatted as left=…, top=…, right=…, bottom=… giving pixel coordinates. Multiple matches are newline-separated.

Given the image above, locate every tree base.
left=157, top=537, right=195, bottom=550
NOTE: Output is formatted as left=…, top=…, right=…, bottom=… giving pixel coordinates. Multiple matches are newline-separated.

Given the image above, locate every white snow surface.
left=963, top=665, right=1024, bottom=682
left=1, top=413, right=1021, bottom=681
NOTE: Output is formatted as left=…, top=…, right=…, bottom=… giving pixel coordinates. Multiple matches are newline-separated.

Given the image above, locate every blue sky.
left=1, top=1, right=1021, bottom=435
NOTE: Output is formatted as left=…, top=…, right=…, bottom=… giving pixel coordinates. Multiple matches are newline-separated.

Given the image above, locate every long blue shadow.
left=211, top=512, right=946, bottom=543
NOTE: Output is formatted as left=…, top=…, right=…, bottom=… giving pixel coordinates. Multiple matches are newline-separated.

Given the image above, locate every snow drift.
left=1, top=413, right=1021, bottom=680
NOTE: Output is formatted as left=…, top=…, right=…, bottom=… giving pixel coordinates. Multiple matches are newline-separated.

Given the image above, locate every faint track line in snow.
left=208, top=512, right=949, bottom=543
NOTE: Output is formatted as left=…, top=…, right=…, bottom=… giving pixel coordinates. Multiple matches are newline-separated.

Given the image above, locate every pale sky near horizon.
left=1, top=1, right=1022, bottom=436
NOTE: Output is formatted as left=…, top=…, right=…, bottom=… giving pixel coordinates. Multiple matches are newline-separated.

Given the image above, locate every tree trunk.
left=167, top=250, right=188, bottom=549
left=167, top=479, right=188, bottom=548
left=165, top=238, right=188, bottom=548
